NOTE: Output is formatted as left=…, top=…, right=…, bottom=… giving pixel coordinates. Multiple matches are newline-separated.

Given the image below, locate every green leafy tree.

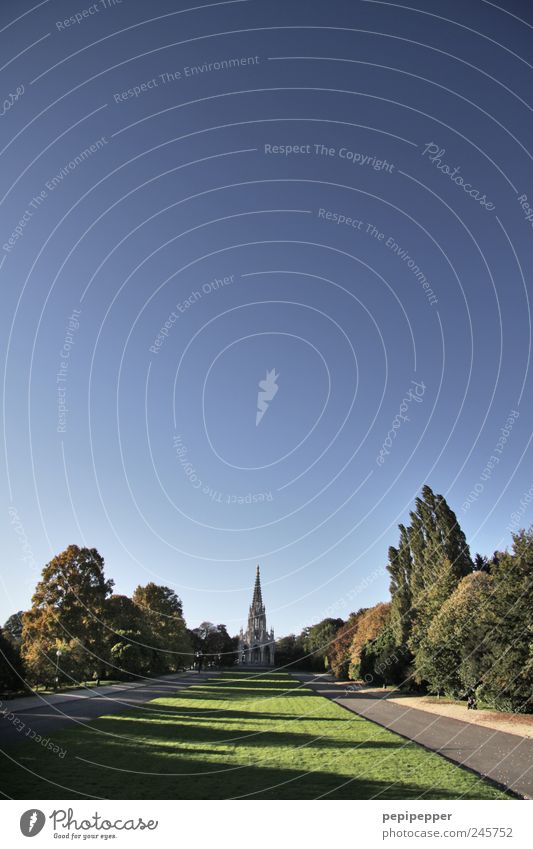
left=478, top=529, right=533, bottom=711
left=0, top=627, right=26, bottom=695
left=105, top=595, right=154, bottom=678
left=205, top=624, right=236, bottom=666
left=303, top=617, right=344, bottom=671
left=359, top=622, right=409, bottom=686
left=386, top=486, right=473, bottom=678
left=110, top=631, right=154, bottom=677
left=132, top=583, right=191, bottom=672
left=3, top=611, right=24, bottom=646
left=415, top=571, right=493, bottom=697
left=191, top=622, right=237, bottom=667
left=275, top=633, right=306, bottom=669
left=387, top=525, right=413, bottom=645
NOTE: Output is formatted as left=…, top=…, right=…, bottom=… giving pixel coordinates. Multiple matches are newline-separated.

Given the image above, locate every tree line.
left=0, top=545, right=236, bottom=693
left=1, top=485, right=531, bottom=710
left=276, top=485, right=532, bottom=713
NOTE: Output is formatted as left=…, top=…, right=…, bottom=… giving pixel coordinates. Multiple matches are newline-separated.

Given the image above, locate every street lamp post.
left=54, top=649, right=62, bottom=691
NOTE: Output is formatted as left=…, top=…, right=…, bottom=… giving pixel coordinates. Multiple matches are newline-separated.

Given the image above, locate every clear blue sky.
left=1, top=0, right=532, bottom=636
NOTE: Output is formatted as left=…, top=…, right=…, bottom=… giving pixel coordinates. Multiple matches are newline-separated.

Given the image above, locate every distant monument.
left=238, top=565, right=275, bottom=666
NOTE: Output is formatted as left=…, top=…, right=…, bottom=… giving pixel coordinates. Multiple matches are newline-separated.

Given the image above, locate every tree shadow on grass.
left=3, top=743, right=499, bottom=801
left=182, top=686, right=313, bottom=700
left=119, top=704, right=356, bottom=724
left=85, top=712, right=409, bottom=752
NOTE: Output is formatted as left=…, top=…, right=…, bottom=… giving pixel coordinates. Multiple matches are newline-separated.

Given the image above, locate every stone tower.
left=238, top=565, right=275, bottom=666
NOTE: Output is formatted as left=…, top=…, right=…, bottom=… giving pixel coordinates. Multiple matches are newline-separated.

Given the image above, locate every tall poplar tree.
left=387, top=524, right=413, bottom=646
left=387, top=485, right=473, bottom=680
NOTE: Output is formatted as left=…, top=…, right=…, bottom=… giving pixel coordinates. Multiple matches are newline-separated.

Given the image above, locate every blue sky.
left=1, top=0, right=532, bottom=636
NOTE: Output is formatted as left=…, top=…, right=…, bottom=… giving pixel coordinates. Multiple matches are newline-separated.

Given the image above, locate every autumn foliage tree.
left=328, top=611, right=366, bottom=679
left=21, top=546, right=113, bottom=686
left=348, top=603, right=391, bottom=679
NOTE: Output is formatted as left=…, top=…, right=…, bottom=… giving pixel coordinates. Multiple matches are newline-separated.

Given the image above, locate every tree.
left=110, top=631, right=154, bottom=677
left=415, top=571, right=493, bottom=697
left=205, top=624, right=236, bottom=666
left=105, top=594, right=145, bottom=632
left=132, top=583, right=191, bottom=672
left=21, top=546, right=113, bottom=686
left=478, top=529, right=533, bottom=711
left=434, top=489, right=473, bottom=579
left=359, top=622, right=409, bottom=686
left=0, top=627, right=26, bottom=695
left=3, top=611, right=24, bottom=646
left=275, top=633, right=306, bottom=669
left=387, top=525, right=413, bottom=646
left=386, top=486, right=474, bottom=678
left=303, top=617, right=344, bottom=671
left=328, top=610, right=366, bottom=679
left=105, top=595, right=154, bottom=678
left=191, top=622, right=237, bottom=667
left=348, top=602, right=391, bottom=679
left=473, top=553, right=490, bottom=573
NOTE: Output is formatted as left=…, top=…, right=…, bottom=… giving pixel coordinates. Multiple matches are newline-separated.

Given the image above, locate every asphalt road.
left=0, top=672, right=212, bottom=748
left=295, top=673, right=533, bottom=799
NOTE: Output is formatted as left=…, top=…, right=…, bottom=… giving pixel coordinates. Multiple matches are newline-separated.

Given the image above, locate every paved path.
left=295, top=673, right=533, bottom=799
left=0, top=671, right=217, bottom=748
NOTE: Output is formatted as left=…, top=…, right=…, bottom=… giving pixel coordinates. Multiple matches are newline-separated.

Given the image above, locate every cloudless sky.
left=1, top=0, right=532, bottom=636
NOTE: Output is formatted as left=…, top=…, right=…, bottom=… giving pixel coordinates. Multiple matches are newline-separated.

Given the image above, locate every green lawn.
left=2, top=672, right=510, bottom=800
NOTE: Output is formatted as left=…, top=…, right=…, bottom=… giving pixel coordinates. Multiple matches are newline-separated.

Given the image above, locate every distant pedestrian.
left=197, top=652, right=203, bottom=674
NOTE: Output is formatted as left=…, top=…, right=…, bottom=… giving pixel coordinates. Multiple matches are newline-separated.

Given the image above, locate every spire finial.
left=252, top=564, right=263, bottom=607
